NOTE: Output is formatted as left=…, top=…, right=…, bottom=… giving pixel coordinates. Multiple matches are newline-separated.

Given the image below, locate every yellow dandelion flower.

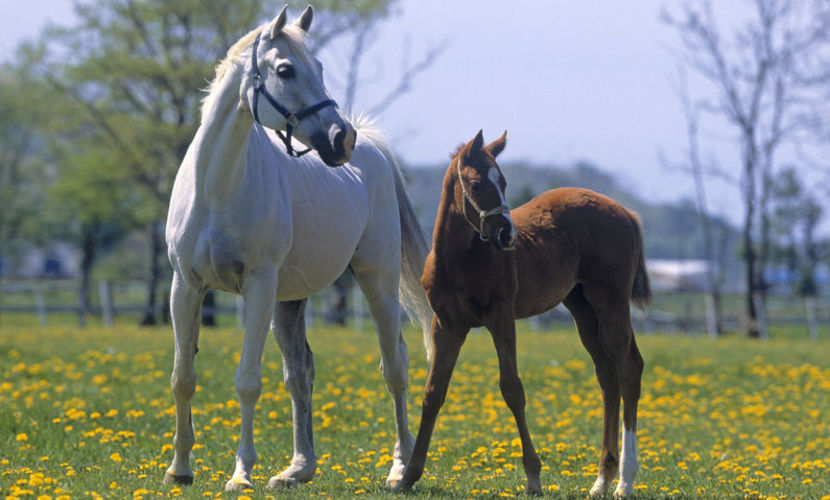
left=16, top=433, right=28, bottom=442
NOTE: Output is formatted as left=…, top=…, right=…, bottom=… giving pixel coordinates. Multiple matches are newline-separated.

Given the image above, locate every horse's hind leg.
left=226, top=268, right=278, bottom=491
left=487, top=312, right=542, bottom=495
left=164, top=272, right=204, bottom=486
left=268, top=299, right=317, bottom=488
left=352, top=267, right=415, bottom=487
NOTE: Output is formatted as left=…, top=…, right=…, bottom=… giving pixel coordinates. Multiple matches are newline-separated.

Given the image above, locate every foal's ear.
left=470, top=129, right=485, bottom=153
left=295, top=5, right=314, bottom=33
left=485, top=131, right=507, bottom=158
left=268, top=5, right=289, bottom=39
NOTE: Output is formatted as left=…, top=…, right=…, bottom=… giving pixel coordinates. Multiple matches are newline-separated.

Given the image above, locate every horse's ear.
left=295, top=5, right=314, bottom=33
left=486, top=131, right=507, bottom=158
left=470, top=129, right=485, bottom=153
left=268, top=5, right=289, bottom=39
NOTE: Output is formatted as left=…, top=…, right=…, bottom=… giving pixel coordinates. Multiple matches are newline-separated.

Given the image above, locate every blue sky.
left=0, top=0, right=771, bottom=223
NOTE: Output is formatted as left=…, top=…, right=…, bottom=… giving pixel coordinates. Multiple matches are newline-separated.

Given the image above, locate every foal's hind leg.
left=353, top=267, right=415, bottom=487
left=164, top=272, right=204, bottom=486
left=487, top=311, right=542, bottom=495
left=565, top=286, right=642, bottom=498
left=268, top=299, right=317, bottom=488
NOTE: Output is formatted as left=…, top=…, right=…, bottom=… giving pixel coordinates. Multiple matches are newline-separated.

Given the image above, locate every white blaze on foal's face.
left=487, top=164, right=517, bottom=247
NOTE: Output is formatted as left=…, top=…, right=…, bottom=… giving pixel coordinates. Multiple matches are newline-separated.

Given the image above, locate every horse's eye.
left=276, top=63, right=295, bottom=79
left=470, top=181, right=482, bottom=193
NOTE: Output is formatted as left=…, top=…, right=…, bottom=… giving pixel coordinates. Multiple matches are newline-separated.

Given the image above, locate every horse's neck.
left=193, top=69, right=254, bottom=202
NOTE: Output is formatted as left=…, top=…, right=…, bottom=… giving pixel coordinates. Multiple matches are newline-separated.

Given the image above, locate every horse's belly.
left=276, top=196, right=367, bottom=300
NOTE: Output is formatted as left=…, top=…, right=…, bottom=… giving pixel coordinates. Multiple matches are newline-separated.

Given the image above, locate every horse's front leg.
left=487, top=310, right=542, bottom=495
left=353, top=269, right=415, bottom=488
left=225, top=268, right=278, bottom=491
left=163, top=272, right=204, bottom=486
left=268, top=299, right=317, bottom=488
left=394, top=315, right=468, bottom=492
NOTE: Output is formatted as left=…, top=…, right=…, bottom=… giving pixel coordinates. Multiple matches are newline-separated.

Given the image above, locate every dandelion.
left=15, top=433, right=28, bottom=442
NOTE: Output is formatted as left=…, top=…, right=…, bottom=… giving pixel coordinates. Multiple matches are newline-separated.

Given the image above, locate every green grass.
left=1, top=321, right=828, bottom=499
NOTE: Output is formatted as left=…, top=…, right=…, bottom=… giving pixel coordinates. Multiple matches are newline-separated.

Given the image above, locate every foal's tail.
left=630, top=216, right=652, bottom=310
left=355, top=116, right=434, bottom=364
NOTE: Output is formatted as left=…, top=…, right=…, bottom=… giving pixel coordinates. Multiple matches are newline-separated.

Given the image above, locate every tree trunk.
left=140, top=220, right=164, bottom=326
left=77, top=222, right=99, bottom=328
left=202, top=290, right=217, bottom=326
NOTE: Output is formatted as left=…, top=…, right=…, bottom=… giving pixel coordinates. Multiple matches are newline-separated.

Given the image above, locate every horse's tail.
left=630, top=215, right=652, bottom=310
left=354, top=115, right=434, bottom=364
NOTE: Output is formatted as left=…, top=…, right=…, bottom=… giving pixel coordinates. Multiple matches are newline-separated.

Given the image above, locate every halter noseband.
left=455, top=160, right=511, bottom=241
left=250, top=33, right=338, bottom=158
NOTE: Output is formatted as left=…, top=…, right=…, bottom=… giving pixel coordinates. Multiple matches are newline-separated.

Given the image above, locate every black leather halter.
left=250, top=33, right=338, bottom=157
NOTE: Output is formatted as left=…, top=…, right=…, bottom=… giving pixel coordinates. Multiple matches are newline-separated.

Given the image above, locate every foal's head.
left=242, top=6, right=355, bottom=166
left=452, top=130, right=516, bottom=250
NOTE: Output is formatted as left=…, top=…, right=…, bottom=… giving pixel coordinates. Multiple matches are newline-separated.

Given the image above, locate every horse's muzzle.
left=312, top=125, right=355, bottom=167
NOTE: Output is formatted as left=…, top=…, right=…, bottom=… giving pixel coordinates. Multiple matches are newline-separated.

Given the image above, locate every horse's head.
left=453, top=130, right=516, bottom=251
left=243, top=6, right=355, bottom=166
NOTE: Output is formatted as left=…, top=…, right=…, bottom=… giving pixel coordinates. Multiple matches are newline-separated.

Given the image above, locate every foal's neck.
left=194, top=67, right=254, bottom=202
left=432, top=170, right=496, bottom=262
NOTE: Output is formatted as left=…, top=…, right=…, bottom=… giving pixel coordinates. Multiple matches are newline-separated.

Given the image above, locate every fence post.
left=352, top=285, right=364, bottom=332
left=99, top=279, right=114, bottom=328
left=805, top=297, right=818, bottom=341
left=752, top=292, right=768, bottom=340
left=305, top=293, right=314, bottom=330
left=235, top=295, right=245, bottom=330
left=35, top=285, right=47, bottom=326
left=704, top=293, right=718, bottom=338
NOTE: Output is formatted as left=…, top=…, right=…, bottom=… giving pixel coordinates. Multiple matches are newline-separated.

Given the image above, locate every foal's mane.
left=201, top=23, right=309, bottom=118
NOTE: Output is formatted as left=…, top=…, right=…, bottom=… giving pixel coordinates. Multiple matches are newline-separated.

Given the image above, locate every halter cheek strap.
left=250, top=33, right=338, bottom=158
left=455, top=160, right=511, bottom=241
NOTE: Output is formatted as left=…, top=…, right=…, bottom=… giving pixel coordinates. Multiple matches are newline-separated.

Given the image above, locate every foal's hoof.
left=162, top=473, right=193, bottom=486
left=525, top=476, right=543, bottom=495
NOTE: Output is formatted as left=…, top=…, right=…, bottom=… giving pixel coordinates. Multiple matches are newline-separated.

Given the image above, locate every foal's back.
left=511, top=187, right=645, bottom=318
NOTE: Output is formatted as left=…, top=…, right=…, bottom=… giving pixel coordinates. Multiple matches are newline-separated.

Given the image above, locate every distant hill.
left=401, top=160, right=741, bottom=269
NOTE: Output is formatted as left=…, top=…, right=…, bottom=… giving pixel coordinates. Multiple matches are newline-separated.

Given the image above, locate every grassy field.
left=1, top=319, right=828, bottom=499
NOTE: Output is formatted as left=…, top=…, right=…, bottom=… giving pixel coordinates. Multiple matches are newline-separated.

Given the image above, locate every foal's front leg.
left=268, top=299, right=317, bottom=488
left=225, top=269, right=278, bottom=491
left=487, top=311, right=542, bottom=495
left=395, top=316, right=468, bottom=491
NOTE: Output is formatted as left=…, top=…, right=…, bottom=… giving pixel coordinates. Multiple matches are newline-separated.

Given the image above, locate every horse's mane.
left=201, top=23, right=308, bottom=118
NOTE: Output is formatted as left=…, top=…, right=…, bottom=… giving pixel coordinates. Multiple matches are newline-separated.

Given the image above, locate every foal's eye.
left=276, top=63, right=295, bottom=79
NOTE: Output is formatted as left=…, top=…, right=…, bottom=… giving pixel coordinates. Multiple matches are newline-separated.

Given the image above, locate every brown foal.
left=394, top=130, right=651, bottom=497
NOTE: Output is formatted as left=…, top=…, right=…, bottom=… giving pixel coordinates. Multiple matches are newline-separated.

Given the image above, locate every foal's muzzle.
left=494, top=224, right=517, bottom=251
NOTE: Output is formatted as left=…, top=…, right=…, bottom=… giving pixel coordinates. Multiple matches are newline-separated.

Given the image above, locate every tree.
left=663, top=0, right=830, bottom=337
left=0, top=68, right=53, bottom=326
left=769, top=167, right=822, bottom=297
left=22, top=0, right=437, bottom=326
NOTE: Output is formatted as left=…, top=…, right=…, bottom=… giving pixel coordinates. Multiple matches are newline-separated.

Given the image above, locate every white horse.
left=163, top=6, right=432, bottom=491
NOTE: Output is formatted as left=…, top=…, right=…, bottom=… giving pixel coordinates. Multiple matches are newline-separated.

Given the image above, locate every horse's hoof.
left=267, top=476, right=298, bottom=489
left=613, top=483, right=633, bottom=498
left=163, top=473, right=193, bottom=486
left=224, top=477, right=254, bottom=492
